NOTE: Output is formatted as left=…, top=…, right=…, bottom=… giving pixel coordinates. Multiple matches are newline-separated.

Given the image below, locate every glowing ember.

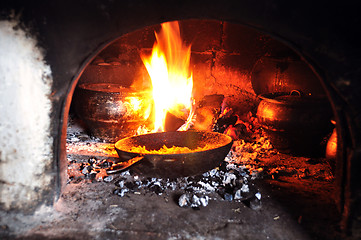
left=141, top=21, right=193, bottom=132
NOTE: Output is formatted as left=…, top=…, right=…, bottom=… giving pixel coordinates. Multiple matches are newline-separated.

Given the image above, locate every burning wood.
left=141, top=21, right=194, bottom=132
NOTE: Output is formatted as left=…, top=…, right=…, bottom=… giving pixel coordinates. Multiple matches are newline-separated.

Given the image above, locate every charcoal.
left=249, top=192, right=262, bottom=210
left=185, top=186, right=195, bottom=193
left=103, top=175, right=113, bottom=183
left=81, top=165, right=92, bottom=175
left=178, top=193, right=191, bottom=207
left=234, top=189, right=243, bottom=200
left=217, top=186, right=226, bottom=196
left=197, top=181, right=215, bottom=192
left=209, top=168, right=218, bottom=177
left=100, top=159, right=113, bottom=168
left=149, top=183, right=163, bottom=195
left=177, top=179, right=188, bottom=189
left=224, top=184, right=234, bottom=194
left=88, top=171, right=97, bottom=180
left=224, top=193, right=233, bottom=201
left=141, top=178, right=151, bottom=187
left=223, top=172, right=237, bottom=186
left=255, top=192, right=261, bottom=200
left=114, top=188, right=129, bottom=197
left=199, top=196, right=209, bottom=207
left=69, top=159, right=77, bottom=164
left=238, top=183, right=249, bottom=193
left=115, top=180, right=125, bottom=188
left=113, top=188, right=120, bottom=195
left=234, top=183, right=250, bottom=200
left=211, top=181, right=219, bottom=188
left=178, top=193, right=209, bottom=208
left=166, top=181, right=177, bottom=191
left=88, top=158, right=97, bottom=165
left=202, top=172, right=210, bottom=177
left=214, top=114, right=238, bottom=133
left=134, top=180, right=142, bottom=187
left=125, top=181, right=137, bottom=190
left=120, top=170, right=130, bottom=176
left=190, top=195, right=201, bottom=208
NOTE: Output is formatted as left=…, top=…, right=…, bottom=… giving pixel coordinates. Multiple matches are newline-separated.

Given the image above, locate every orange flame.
left=141, top=21, right=193, bottom=132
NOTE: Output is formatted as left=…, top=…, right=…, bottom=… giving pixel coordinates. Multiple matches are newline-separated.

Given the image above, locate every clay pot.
left=251, top=55, right=325, bottom=96
left=72, top=83, right=152, bottom=142
left=326, top=120, right=337, bottom=161
left=256, top=90, right=333, bottom=156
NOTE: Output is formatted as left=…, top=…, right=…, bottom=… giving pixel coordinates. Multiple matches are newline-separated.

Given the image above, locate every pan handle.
left=106, top=156, right=144, bottom=174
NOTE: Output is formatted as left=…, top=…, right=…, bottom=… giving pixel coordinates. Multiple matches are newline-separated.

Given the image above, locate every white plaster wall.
left=0, top=20, right=54, bottom=210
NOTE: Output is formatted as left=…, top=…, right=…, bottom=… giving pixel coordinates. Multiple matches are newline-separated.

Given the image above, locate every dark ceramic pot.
left=326, top=120, right=337, bottom=161
left=72, top=83, right=152, bottom=142
left=251, top=55, right=325, bottom=96
left=256, top=90, right=333, bottom=156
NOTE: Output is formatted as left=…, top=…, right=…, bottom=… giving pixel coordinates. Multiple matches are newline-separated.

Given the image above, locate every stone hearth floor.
left=0, top=178, right=341, bottom=240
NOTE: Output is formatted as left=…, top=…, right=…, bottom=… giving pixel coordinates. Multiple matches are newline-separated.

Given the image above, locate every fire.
left=141, top=21, right=193, bottom=132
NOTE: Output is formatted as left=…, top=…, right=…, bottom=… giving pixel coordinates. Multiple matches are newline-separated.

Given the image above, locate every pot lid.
left=259, top=90, right=329, bottom=106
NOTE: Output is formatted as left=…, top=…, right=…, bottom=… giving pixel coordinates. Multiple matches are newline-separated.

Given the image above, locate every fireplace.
left=1, top=1, right=361, bottom=239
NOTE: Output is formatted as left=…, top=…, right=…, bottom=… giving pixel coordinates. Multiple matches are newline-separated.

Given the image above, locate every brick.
left=180, top=20, right=222, bottom=52
left=190, top=52, right=215, bottom=100
left=222, top=22, right=268, bottom=59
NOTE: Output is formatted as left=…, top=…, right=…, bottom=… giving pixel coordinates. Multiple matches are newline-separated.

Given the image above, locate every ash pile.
left=112, top=158, right=263, bottom=209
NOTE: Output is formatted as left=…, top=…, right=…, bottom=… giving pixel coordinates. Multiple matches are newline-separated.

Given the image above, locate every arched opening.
left=61, top=19, right=341, bottom=239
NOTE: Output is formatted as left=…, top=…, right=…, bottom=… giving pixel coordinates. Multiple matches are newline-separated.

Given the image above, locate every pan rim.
left=114, top=130, right=233, bottom=157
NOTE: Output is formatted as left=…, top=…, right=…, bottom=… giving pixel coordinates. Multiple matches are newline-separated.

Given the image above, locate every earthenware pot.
left=72, top=83, right=152, bottom=142
left=256, top=90, right=333, bottom=156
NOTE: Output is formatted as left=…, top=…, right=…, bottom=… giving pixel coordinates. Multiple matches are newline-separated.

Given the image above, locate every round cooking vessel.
left=256, top=90, right=333, bottom=156
left=251, top=54, right=325, bottom=96
left=72, top=83, right=152, bottom=142
left=326, top=119, right=337, bottom=162
left=110, top=131, right=233, bottom=178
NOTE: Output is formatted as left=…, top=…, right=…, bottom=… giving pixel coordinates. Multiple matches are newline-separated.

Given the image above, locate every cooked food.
left=129, top=144, right=212, bottom=154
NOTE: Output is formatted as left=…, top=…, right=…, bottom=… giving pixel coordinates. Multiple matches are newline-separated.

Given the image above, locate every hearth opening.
left=65, top=19, right=339, bottom=238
